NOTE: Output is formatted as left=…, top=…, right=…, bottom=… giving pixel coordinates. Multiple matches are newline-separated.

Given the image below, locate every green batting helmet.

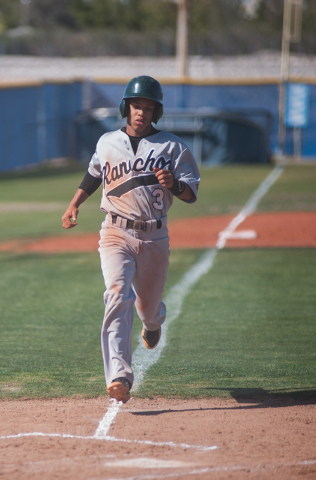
left=119, top=76, right=163, bottom=124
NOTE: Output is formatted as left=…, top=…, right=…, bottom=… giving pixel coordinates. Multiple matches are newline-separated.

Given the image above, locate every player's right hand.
left=153, top=167, right=174, bottom=189
left=62, top=206, right=79, bottom=229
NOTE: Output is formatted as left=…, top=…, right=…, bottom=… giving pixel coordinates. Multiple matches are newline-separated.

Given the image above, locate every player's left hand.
left=153, top=167, right=173, bottom=189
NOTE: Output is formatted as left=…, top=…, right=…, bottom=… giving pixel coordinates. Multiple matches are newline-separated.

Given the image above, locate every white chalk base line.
left=0, top=431, right=217, bottom=452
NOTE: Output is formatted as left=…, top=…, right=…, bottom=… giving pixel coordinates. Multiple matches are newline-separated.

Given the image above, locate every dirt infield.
left=1, top=211, right=315, bottom=479
left=0, top=211, right=316, bottom=253
left=1, top=396, right=315, bottom=480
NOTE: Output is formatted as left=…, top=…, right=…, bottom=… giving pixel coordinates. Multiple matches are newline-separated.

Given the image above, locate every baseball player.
left=62, top=76, right=200, bottom=403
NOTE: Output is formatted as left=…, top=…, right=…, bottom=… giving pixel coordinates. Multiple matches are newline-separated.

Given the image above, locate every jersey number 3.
left=152, top=188, right=164, bottom=211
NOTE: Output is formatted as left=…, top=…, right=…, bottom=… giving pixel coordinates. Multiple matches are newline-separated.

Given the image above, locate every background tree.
left=0, top=0, right=19, bottom=30
left=0, top=0, right=315, bottom=56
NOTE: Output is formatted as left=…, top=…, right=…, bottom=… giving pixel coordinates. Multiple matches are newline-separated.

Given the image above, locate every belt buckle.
left=134, top=220, right=146, bottom=231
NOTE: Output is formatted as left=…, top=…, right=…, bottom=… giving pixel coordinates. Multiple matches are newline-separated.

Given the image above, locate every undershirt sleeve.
left=79, top=171, right=102, bottom=196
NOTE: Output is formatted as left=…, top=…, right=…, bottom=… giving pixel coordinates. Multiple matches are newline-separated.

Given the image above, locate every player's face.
left=126, top=98, right=156, bottom=137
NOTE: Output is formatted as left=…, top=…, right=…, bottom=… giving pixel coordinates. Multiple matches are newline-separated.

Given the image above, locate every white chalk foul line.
left=93, top=248, right=218, bottom=439
left=131, top=248, right=218, bottom=392
left=94, top=398, right=121, bottom=438
left=94, top=165, right=284, bottom=440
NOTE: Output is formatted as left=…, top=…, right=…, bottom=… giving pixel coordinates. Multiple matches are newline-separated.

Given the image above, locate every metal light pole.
left=163, top=0, right=188, bottom=78
left=176, top=0, right=188, bottom=78
left=20, top=0, right=31, bottom=26
left=278, top=0, right=303, bottom=156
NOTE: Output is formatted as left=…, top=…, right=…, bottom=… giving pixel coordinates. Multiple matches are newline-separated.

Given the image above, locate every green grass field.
left=139, top=248, right=316, bottom=400
left=0, top=164, right=315, bottom=400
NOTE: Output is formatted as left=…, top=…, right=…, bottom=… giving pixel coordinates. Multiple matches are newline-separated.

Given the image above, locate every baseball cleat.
left=142, top=326, right=161, bottom=349
left=107, top=378, right=131, bottom=403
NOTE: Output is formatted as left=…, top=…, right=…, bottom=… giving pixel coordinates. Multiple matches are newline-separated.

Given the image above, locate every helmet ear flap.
left=153, top=103, right=163, bottom=124
left=119, top=98, right=129, bottom=118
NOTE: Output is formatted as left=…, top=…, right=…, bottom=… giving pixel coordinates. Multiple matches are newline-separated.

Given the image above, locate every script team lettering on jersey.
left=88, top=129, right=200, bottom=221
left=103, top=149, right=171, bottom=186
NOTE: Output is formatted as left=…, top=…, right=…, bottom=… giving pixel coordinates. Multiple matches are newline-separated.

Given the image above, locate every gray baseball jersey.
left=87, top=129, right=200, bottom=221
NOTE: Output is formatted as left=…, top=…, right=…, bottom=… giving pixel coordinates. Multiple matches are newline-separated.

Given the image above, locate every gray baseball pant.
left=98, top=216, right=170, bottom=389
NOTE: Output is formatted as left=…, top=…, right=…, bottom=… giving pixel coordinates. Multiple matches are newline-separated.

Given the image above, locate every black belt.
left=111, top=215, right=162, bottom=231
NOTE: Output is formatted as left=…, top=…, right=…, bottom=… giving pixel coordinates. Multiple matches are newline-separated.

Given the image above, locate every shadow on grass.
left=212, top=387, right=316, bottom=405
left=131, top=388, right=316, bottom=416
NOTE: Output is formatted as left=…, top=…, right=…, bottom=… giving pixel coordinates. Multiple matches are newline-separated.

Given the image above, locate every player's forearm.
left=68, top=188, right=90, bottom=208
left=62, top=189, right=90, bottom=229
left=176, top=183, right=194, bottom=201
left=168, top=178, right=193, bottom=201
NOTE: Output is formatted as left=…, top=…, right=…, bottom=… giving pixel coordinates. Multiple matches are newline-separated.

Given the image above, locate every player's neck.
left=122, top=126, right=159, bottom=155
left=122, top=125, right=157, bottom=139
left=125, top=123, right=152, bottom=138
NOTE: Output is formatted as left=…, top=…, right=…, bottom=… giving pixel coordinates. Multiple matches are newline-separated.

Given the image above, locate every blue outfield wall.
left=0, top=79, right=315, bottom=172
left=95, top=81, right=316, bottom=159
left=0, top=81, right=82, bottom=172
